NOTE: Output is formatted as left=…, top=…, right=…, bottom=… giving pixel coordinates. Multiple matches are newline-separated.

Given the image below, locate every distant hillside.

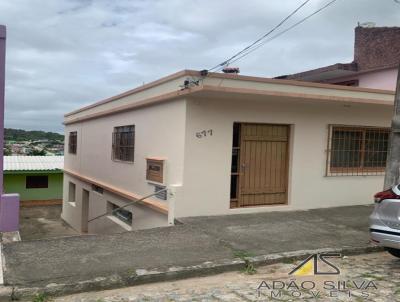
left=5, top=128, right=64, bottom=142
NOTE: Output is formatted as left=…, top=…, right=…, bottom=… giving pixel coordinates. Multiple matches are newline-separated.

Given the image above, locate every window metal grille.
left=154, top=185, right=167, bottom=200
left=112, top=125, right=135, bottom=162
left=68, top=131, right=77, bottom=154
left=326, top=125, right=390, bottom=176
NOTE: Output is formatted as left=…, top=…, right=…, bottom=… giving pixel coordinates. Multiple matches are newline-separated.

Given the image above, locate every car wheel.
left=386, top=248, right=400, bottom=258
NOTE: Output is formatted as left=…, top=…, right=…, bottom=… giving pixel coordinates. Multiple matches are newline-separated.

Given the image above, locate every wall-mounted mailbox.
left=146, top=158, right=165, bottom=184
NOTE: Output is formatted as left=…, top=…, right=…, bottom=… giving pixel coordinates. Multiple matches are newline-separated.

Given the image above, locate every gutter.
left=3, top=170, right=63, bottom=175
left=64, top=83, right=395, bottom=126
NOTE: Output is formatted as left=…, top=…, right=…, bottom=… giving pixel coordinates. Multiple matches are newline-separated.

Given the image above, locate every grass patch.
left=281, top=257, right=296, bottom=264
left=32, top=293, right=48, bottom=302
left=233, top=250, right=257, bottom=275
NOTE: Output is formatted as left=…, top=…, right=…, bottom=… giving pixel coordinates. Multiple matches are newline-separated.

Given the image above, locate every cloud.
left=0, top=0, right=398, bottom=132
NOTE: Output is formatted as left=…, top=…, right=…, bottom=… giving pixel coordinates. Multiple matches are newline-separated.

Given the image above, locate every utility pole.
left=0, top=25, right=19, bottom=233
left=384, top=64, right=400, bottom=189
left=0, top=25, right=5, bottom=191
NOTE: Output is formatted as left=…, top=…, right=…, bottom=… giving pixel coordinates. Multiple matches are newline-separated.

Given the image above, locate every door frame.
left=81, top=189, right=90, bottom=233
left=231, top=122, right=291, bottom=208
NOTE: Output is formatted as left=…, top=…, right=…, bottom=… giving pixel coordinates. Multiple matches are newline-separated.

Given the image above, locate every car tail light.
left=374, top=189, right=400, bottom=203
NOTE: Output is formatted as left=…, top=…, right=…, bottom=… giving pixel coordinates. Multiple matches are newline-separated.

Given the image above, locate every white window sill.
left=68, top=201, right=76, bottom=207
left=107, top=215, right=132, bottom=231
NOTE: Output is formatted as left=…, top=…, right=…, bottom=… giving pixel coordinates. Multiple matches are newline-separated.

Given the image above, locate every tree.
left=27, top=149, right=46, bottom=156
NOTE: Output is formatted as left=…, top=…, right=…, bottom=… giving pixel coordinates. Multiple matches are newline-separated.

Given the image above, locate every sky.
left=0, top=0, right=399, bottom=133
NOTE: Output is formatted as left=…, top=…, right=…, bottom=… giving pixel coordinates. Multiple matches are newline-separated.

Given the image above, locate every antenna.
left=359, top=22, right=376, bottom=28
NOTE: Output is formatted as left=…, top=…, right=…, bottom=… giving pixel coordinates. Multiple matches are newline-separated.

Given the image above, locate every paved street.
left=55, top=252, right=400, bottom=302
left=4, top=205, right=375, bottom=290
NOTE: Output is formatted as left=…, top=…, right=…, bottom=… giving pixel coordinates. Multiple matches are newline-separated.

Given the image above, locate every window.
left=109, top=203, right=132, bottom=225
left=68, top=182, right=76, bottom=203
left=92, top=184, right=103, bottom=194
left=332, top=79, right=359, bottom=87
left=327, top=125, right=390, bottom=176
left=230, top=123, right=241, bottom=208
left=26, top=176, right=48, bottom=189
left=68, top=131, right=77, bottom=154
left=112, top=125, right=135, bottom=162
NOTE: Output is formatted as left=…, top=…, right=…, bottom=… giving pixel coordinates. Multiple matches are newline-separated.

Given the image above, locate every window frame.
left=68, top=131, right=77, bottom=154
left=107, top=201, right=133, bottom=229
left=112, top=125, right=135, bottom=163
left=68, top=182, right=76, bottom=204
left=326, top=125, right=390, bottom=176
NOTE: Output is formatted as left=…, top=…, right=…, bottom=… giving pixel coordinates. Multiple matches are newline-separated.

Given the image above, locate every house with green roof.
left=3, top=156, right=63, bottom=205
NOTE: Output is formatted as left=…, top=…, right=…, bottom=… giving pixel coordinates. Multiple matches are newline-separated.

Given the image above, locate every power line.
left=212, top=0, right=340, bottom=72
left=208, top=0, right=312, bottom=71
left=226, top=0, right=339, bottom=68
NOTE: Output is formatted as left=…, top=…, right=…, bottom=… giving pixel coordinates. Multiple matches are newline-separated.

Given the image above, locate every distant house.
left=4, top=156, right=64, bottom=206
left=276, top=25, right=400, bottom=90
left=62, top=69, right=394, bottom=234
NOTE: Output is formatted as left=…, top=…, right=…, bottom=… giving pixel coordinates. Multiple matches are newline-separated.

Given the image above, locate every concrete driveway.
left=19, top=205, right=79, bottom=240
left=178, top=205, right=374, bottom=255
left=2, top=204, right=377, bottom=296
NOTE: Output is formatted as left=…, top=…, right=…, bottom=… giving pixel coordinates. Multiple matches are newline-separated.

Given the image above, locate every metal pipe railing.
left=88, top=187, right=168, bottom=223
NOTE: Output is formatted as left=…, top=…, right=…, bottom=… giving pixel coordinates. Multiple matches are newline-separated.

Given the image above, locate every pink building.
left=276, top=26, right=400, bottom=91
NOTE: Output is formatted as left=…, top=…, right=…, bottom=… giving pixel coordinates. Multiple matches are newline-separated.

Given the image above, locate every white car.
left=370, top=185, right=400, bottom=258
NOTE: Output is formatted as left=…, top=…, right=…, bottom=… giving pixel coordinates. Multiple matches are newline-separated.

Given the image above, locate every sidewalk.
left=1, top=205, right=379, bottom=298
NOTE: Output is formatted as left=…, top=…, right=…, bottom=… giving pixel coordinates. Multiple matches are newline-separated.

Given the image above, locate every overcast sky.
left=0, top=0, right=399, bottom=133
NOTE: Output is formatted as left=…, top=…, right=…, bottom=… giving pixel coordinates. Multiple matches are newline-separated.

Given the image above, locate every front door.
left=234, top=123, right=290, bottom=207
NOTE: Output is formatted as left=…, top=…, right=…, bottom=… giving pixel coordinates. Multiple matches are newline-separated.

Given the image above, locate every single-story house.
left=277, top=25, right=400, bottom=91
left=62, top=69, right=395, bottom=234
left=4, top=156, right=64, bottom=206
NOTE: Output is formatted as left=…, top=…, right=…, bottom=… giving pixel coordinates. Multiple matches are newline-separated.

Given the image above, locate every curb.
left=2, top=245, right=383, bottom=300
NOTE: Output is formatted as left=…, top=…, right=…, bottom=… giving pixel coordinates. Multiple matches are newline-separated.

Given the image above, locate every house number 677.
left=196, top=129, right=213, bottom=138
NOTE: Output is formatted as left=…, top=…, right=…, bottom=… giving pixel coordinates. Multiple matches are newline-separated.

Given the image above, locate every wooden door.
left=238, top=124, right=289, bottom=207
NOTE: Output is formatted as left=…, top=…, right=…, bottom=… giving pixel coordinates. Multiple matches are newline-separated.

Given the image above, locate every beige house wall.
left=62, top=70, right=395, bottom=230
left=176, top=96, right=392, bottom=218
left=62, top=99, right=186, bottom=233
left=324, top=67, right=398, bottom=91
left=62, top=173, right=168, bottom=233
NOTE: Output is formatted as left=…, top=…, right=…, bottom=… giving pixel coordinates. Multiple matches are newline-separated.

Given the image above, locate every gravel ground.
left=54, top=251, right=400, bottom=302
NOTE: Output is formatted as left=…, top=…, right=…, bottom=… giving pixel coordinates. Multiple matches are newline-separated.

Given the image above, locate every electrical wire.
left=208, top=0, right=312, bottom=71
left=224, top=0, right=339, bottom=67
left=210, top=0, right=340, bottom=72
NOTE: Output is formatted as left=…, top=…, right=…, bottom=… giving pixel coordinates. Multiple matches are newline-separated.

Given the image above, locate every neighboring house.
left=62, top=69, right=394, bottom=234
left=4, top=156, right=64, bottom=206
left=276, top=25, right=400, bottom=90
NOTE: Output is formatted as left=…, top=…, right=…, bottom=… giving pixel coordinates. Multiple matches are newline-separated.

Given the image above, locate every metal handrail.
left=87, top=187, right=168, bottom=223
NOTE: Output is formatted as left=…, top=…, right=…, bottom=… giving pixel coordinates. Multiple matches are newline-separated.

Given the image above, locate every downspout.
left=0, top=25, right=19, bottom=233
left=0, top=25, right=5, bottom=189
